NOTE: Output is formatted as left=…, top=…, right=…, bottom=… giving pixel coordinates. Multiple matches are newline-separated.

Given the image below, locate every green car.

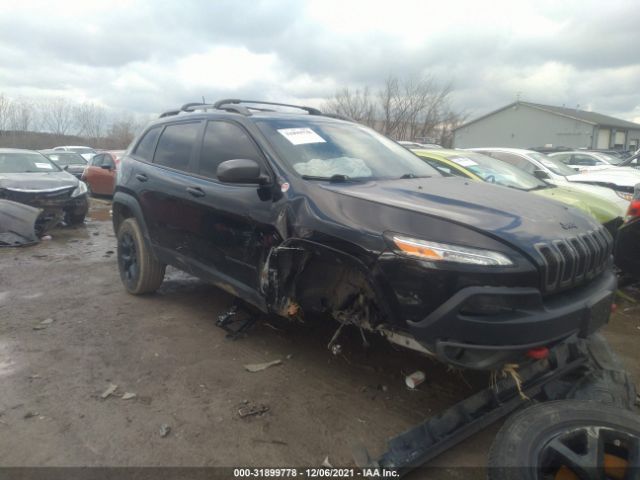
left=412, top=149, right=625, bottom=227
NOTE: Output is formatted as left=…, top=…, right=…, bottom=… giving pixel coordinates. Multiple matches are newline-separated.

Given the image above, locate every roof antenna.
left=202, top=96, right=206, bottom=104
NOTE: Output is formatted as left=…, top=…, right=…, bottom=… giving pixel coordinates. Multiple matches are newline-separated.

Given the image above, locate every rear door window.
left=198, top=121, right=264, bottom=179
left=153, top=122, right=201, bottom=172
left=134, top=127, right=162, bottom=162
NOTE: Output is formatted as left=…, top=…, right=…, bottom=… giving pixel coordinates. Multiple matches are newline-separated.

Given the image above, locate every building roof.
left=455, top=101, right=640, bottom=131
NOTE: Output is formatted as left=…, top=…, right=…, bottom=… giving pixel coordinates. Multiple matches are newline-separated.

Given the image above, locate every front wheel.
left=488, top=400, right=640, bottom=480
left=117, top=218, right=165, bottom=294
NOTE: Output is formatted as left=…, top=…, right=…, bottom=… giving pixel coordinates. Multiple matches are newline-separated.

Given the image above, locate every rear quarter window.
left=134, top=127, right=162, bottom=162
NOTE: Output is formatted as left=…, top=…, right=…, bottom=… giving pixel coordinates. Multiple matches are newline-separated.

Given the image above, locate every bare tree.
left=0, top=94, right=11, bottom=133
left=74, top=102, right=107, bottom=139
left=376, top=74, right=455, bottom=141
left=322, top=87, right=377, bottom=127
left=40, top=97, right=74, bottom=136
left=106, top=114, right=144, bottom=149
left=8, top=98, right=33, bottom=132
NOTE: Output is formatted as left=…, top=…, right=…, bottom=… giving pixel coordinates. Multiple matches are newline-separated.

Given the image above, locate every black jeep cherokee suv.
left=112, top=100, right=617, bottom=370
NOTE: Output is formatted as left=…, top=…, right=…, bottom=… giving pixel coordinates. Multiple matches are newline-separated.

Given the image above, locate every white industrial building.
left=453, top=101, right=640, bottom=151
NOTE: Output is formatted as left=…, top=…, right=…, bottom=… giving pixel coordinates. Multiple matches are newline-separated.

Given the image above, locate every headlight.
left=71, top=181, right=88, bottom=197
left=616, top=190, right=633, bottom=201
left=391, top=235, right=513, bottom=266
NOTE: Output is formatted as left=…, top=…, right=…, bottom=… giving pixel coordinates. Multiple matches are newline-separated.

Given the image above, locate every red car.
left=82, top=150, right=125, bottom=195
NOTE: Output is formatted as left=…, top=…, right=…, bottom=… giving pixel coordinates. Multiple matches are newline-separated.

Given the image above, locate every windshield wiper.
left=399, top=173, right=430, bottom=179
left=301, top=174, right=352, bottom=183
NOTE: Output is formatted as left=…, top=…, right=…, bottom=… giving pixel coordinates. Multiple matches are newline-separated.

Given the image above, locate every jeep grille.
left=535, top=226, right=613, bottom=293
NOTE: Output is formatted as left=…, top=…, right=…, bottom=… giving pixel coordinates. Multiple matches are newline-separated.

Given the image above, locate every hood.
left=319, top=177, right=602, bottom=255
left=533, top=186, right=623, bottom=222
left=567, top=168, right=640, bottom=187
left=0, top=172, right=79, bottom=191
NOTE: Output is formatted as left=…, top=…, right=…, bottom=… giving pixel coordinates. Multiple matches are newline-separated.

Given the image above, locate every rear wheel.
left=117, top=218, right=165, bottom=294
left=488, top=400, right=640, bottom=480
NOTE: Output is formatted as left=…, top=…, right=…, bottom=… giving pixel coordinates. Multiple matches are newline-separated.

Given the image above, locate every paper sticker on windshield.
left=35, top=162, right=53, bottom=169
left=451, top=157, right=478, bottom=167
left=277, top=128, right=326, bottom=145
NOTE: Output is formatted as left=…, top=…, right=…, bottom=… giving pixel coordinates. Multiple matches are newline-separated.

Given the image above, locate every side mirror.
left=217, top=159, right=268, bottom=184
left=63, top=165, right=69, bottom=171
left=100, top=164, right=112, bottom=170
left=533, top=169, right=549, bottom=180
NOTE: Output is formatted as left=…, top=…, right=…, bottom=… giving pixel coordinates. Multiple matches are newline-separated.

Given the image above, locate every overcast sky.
left=1, top=0, right=639, bottom=123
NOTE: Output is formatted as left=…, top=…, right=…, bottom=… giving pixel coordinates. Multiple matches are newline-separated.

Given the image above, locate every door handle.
left=135, top=173, right=148, bottom=182
left=186, top=187, right=205, bottom=198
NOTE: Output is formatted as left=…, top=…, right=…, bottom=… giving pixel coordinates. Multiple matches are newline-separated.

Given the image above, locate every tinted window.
left=153, top=123, right=200, bottom=171
left=102, top=154, right=115, bottom=168
left=91, top=154, right=104, bottom=166
left=134, top=127, right=161, bottom=162
left=572, top=154, right=600, bottom=166
left=199, top=121, right=264, bottom=179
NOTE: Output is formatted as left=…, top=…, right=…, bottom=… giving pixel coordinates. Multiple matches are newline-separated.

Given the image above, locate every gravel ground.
left=0, top=198, right=638, bottom=478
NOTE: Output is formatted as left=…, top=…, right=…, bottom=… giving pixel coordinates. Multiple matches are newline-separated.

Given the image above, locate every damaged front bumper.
left=1, top=187, right=88, bottom=233
left=0, top=199, right=41, bottom=247
left=406, top=270, right=617, bottom=369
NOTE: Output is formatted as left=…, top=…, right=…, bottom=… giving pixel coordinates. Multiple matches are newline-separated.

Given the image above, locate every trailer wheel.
left=488, top=400, right=640, bottom=480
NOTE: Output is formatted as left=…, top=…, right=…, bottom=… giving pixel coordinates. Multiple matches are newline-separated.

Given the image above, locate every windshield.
left=0, top=152, right=62, bottom=173
left=255, top=119, right=440, bottom=180
left=593, top=152, right=624, bottom=165
left=44, top=152, right=87, bottom=166
left=443, top=152, right=547, bottom=190
left=529, top=152, right=577, bottom=176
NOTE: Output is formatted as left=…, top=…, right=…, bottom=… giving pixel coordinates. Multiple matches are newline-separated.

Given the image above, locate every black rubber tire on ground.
left=488, top=400, right=640, bottom=480
left=66, top=212, right=86, bottom=225
left=116, top=217, right=165, bottom=294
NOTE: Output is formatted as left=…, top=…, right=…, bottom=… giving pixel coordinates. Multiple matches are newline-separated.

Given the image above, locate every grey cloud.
left=0, top=0, right=639, bottom=123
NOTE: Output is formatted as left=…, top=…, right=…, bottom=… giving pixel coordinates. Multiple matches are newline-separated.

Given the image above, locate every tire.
left=116, top=217, right=165, bottom=294
left=66, top=212, right=86, bottom=225
left=488, top=400, right=640, bottom=480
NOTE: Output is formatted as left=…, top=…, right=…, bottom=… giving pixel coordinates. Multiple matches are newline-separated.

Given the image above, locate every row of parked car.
left=39, top=146, right=124, bottom=195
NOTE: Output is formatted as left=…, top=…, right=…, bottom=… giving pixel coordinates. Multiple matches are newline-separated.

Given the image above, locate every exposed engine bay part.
left=0, top=199, right=41, bottom=247
left=262, top=241, right=388, bottom=330
left=354, top=334, right=636, bottom=477
left=380, top=329, right=435, bottom=356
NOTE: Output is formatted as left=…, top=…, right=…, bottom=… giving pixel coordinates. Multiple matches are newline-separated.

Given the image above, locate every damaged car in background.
left=0, top=148, right=89, bottom=245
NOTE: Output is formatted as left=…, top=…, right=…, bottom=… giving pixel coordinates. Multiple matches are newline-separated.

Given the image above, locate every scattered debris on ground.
left=32, top=318, right=54, bottom=330
left=121, top=392, right=136, bottom=400
left=238, top=401, right=269, bottom=418
left=322, top=456, right=333, bottom=467
left=159, top=424, right=171, bottom=438
left=100, top=383, right=118, bottom=400
left=244, top=359, right=282, bottom=373
left=23, top=411, right=39, bottom=420
left=405, top=370, right=426, bottom=389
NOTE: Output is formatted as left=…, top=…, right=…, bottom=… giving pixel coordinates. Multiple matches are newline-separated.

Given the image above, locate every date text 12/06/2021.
left=233, top=468, right=399, bottom=478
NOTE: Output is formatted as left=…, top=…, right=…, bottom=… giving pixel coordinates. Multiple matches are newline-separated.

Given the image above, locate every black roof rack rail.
left=159, top=109, right=181, bottom=118
left=159, top=99, right=324, bottom=119
left=213, top=99, right=322, bottom=115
